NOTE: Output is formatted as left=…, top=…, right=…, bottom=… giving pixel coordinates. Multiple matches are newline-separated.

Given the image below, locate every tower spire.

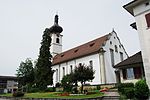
left=49, top=14, right=63, bottom=33
left=54, top=15, right=58, bottom=24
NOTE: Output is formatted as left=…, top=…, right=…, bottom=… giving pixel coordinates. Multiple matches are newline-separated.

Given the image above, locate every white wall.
left=133, top=1, right=150, bottom=88
left=103, top=31, right=128, bottom=83
left=52, top=53, right=102, bottom=85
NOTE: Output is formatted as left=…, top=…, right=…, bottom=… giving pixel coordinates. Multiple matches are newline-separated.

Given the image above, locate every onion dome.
left=49, top=15, right=63, bottom=33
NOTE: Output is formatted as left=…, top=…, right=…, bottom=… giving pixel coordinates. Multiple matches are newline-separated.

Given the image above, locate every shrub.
left=55, top=82, right=61, bottom=87
left=124, top=87, right=134, bottom=99
left=134, top=80, right=149, bottom=100
left=117, top=83, right=134, bottom=94
left=45, top=87, right=55, bottom=92
left=13, top=91, right=24, bottom=97
left=96, top=85, right=101, bottom=90
left=28, top=87, right=40, bottom=93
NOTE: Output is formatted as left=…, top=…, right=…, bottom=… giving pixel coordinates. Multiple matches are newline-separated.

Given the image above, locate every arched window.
left=56, top=38, right=60, bottom=43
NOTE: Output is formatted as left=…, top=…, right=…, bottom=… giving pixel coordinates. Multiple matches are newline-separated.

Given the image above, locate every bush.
left=13, top=91, right=24, bottom=97
left=124, top=87, right=134, bottom=99
left=45, top=87, right=55, bottom=92
left=134, top=80, right=149, bottom=100
left=117, top=83, right=134, bottom=94
left=55, top=82, right=61, bottom=87
left=28, top=87, right=40, bottom=93
left=96, top=85, right=101, bottom=90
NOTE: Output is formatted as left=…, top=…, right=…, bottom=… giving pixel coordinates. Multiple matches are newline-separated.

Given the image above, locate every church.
left=49, top=15, right=128, bottom=85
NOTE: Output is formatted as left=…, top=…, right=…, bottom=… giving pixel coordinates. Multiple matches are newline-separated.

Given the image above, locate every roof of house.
left=123, top=0, right=146, bottom=16
left=0, top=75, right=18, bottom=80
left=52, top=34, right=110, bottom=65
left=114, top=51, right=143, bottom=68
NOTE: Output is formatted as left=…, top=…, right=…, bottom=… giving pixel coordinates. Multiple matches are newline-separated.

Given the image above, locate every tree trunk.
left=81, top=82, right=83, bottom=93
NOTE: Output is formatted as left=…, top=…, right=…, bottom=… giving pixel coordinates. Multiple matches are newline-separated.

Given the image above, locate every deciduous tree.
left=16, top=58, right=34, bottom=89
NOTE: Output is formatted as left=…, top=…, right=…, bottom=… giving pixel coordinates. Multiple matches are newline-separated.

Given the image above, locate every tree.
left=35, top=28, right=54, bottom=90
left=61, top=74, right=73, bottom=92
left=16, top=58, right=34, bottom=90
left=74, top=64, right=95, bottom=93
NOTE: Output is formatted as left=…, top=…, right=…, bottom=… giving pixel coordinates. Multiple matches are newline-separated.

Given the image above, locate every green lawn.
left=0, top=92, right=104, bottom=99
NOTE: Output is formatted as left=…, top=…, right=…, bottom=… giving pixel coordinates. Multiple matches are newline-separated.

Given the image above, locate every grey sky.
left=0, top=0, right=140, bottom=76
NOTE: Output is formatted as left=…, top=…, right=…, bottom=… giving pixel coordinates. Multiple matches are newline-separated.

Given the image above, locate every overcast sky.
left=0, top=0, right=140, bottom=76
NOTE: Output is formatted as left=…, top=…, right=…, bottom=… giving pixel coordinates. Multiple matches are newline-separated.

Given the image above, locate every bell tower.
left=49, top=15, right=63, bottom=57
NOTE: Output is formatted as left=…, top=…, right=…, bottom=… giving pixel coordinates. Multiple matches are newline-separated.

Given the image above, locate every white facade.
left=124, top=0, right=150, bottom=88
left=52, top=31, right=128, bottom=85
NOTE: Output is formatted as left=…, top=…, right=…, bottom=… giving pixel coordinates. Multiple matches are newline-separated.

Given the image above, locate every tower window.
left=56, top=38, right=60, bottom=43
left=145, top=13, right=150, bottom=28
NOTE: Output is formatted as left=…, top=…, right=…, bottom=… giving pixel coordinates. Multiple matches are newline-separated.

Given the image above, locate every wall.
left=53, top=53, right=101, bottom=85
left=103, top=31, right=128, bottom=83
left=133, top=1, right=150, bottom=88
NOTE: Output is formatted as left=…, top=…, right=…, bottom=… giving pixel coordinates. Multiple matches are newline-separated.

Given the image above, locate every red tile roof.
left=52, top=34, right=109, bottom=65
left=114, top=51, right=143, bottom=68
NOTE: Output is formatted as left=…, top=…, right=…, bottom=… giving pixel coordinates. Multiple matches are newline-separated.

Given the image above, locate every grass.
left=0, top=92, right=104, bottom=99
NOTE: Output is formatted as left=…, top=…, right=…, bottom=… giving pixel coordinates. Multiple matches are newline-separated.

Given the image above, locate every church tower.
left=49, top=15, right=63, bottom=57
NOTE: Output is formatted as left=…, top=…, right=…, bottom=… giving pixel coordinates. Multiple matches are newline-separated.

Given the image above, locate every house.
left=114, top=51, right=145, bottom=84
left=0, top=76, right=18, bottom=94
left=123, top=0, right=150, bottom=88
left=48, top=15, right=128, bottom=85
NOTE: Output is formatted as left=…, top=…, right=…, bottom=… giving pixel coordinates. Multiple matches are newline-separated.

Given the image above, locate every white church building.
left=49, top=15, right=128, bottom=85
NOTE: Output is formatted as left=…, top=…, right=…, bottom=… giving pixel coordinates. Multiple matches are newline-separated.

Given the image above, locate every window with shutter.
left=145, top=13, right=150, bottom=28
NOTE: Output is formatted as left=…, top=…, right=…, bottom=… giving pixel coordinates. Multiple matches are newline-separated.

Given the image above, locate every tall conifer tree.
left=35, top=28, right=54, bottom=90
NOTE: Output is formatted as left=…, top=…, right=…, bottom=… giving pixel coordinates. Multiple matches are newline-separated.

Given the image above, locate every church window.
left=79, top=63, right=82, bottom=66
left=63, top=67, right=65, bottom=76
left=56, top=38, right=60, bottom=43
left=120, top=52, right=124, bottom=61
left=115, top=45, right=118, bottom=52
left=119, top=45, right=121, bottom=48
left=70, top=65, right=73, bottom=73
left=110, top=49, right=115, bottom=66
left=56, top=69, right=58, bottom=82
left=89, top=60, right=93, bottom=68
left=110, top=41, right=112, bottom=45
left=145, top=13, right=150, bottom=28
left=145, top=2, right=149, bottom=6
